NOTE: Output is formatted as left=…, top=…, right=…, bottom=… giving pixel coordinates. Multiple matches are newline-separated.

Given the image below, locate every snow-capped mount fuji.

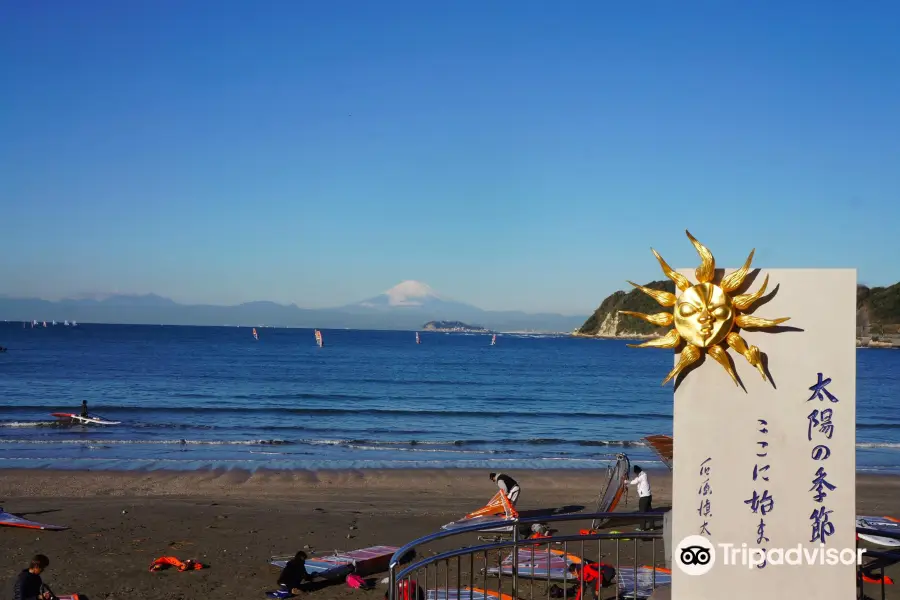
left=349, top=280, right=473, bottom=312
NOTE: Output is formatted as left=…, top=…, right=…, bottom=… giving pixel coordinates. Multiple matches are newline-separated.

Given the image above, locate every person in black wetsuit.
left=489, top=472, right=520, bottom=505
left=80, top=400, right=88, bottom=418
left=13, top=554, right=51, bottom=600
left=277, top=551, right=315, bottom=594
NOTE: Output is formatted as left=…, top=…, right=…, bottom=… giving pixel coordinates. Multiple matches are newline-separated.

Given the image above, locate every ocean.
left=1, top=323, right=899, bottom=472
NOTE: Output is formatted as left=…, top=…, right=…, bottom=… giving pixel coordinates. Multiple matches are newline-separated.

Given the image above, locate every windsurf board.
left=51, top=413, right=121, bottom=426
left=616, top=566, right=671, bottom=599
left=0, top=508, right=68, bottom=530
left=857, top=516, right=900, bottom=547
left=270, top=545, right=400, bottom=577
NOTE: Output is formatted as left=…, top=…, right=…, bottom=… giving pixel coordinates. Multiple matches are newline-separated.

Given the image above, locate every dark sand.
left=1, top=469, right=898, bottom=599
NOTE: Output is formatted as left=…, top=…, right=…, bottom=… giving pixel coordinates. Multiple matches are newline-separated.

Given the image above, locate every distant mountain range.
left=0, top=281, right=585, bottom=332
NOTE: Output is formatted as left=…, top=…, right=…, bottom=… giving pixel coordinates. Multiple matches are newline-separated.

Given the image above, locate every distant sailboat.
left=42, top=321, right=47, bottom=328
left=315, top=329, right=323, bottom=347
left=252, top=328, right=258, bottom=341
left=490, top=334, right=497, bottom=346
left=64, top=320, right=70, bottom=327
left=415, top=332, right=420, bottom=345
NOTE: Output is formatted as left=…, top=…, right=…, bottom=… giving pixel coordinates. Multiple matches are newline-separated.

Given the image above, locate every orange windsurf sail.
left=464, top=490, right=518, bottom=520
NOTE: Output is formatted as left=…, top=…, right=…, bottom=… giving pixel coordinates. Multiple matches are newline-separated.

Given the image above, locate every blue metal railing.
left=385, top=515, right=900, bottom=600
left=389, top=512, right=664, bottom=600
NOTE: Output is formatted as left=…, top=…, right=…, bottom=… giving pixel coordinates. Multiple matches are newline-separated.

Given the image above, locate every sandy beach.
left=2, top=469, right=899, bottom=599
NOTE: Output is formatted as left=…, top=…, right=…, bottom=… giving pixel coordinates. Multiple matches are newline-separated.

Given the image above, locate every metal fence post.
left=512, top=521, right=520, bottom=598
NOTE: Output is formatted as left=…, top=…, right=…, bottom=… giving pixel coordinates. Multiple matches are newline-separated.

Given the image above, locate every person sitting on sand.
left=80, top=400, right=88, bottom=418
left=489, top=472, right=520, bottom=505
left=13, top=554, right=52, bottom=600
left=277, top=551, right=315, bottom=594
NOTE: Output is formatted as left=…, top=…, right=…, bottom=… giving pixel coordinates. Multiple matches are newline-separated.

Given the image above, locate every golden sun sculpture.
left=619, top=230, right=790, bottom=386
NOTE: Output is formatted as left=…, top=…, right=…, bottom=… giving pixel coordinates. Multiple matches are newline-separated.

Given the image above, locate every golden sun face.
left=619, top=230, right=789, bottom=386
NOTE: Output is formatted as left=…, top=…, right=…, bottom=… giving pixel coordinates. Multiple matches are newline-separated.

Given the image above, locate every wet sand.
left=1, top=469, right=898, bottom=599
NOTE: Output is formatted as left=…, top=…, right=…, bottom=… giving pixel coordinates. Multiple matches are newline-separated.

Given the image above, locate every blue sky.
left=2, top=1, right=899, bottom=315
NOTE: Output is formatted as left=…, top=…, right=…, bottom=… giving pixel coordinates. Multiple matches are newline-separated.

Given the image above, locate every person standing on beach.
left=13, top=554, right=52, bottom=600
left=626, top=466, right=652, bottom=530
left=489, top=472, right=520, bottom=506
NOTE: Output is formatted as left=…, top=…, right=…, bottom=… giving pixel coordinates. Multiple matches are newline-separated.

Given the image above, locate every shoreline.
left=2, top=467, right=899, bottom=496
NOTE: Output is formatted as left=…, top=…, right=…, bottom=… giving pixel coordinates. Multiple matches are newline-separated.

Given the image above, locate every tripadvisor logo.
left=675, top=535, right=715, bottom=576
left=675, top=535, right=867, bottom=574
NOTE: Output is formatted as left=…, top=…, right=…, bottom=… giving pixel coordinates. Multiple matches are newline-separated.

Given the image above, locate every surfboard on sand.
left=270, top=545, right=402, bottom=577
left=0, top=508, right=68, bottom=530
left=51, top=412, right=121, bottom=426
left=857, top=516, right=900, bottom=547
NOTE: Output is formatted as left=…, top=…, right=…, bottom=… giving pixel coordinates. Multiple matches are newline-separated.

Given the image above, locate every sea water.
left=0, top=323, right=898, bottom=472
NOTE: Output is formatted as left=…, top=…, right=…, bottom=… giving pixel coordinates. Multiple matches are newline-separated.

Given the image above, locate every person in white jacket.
left=626, top=465, right=652, bottom=530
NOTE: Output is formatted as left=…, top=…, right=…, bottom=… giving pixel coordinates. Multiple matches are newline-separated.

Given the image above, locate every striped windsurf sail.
left=487, top=547, right=581, bottom=580
left=426, top=588, right=514, bottom=600
left=591, top=453, right=631, bottom=529
left=616, top=566, right=671, bottom=599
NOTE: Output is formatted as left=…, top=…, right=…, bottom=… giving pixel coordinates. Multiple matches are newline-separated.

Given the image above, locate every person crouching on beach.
left=277, top=551, right=314, bottom=594
left=13, top=554, right=51, bottom=600
left=489, top=472, right=520, bottom=506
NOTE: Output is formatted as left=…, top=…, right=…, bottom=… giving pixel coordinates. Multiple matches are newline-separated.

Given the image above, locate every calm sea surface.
left=1, top=323, right=898, bottom=472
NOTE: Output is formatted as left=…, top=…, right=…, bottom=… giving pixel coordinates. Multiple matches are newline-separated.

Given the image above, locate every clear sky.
left=2, top=1, right=899, bottom=315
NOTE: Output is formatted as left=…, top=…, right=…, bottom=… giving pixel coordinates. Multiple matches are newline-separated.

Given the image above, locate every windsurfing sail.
left=315, top=329, right=323, bottom=347
left=642, top=435, right=673, bottom=470
left=616, top=566, right=670, bottom=599
left=252, top=327, right=258, bottom=341
left=270, top=545, right=401, bottom=577
left=427, top=588, right=514, bottom=600
left=491, top=334, right=496, bottom=346
left=591, top=453, right=631, bottom=529
left=487, top=547, right=581, bottom=580
left=442, top=490, right=518, bottom=532
left=0, top=507, right=68, bottom=530
left=416, top=332, right=420, bottom=344
left=51, top=413, right=121, bottom=426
